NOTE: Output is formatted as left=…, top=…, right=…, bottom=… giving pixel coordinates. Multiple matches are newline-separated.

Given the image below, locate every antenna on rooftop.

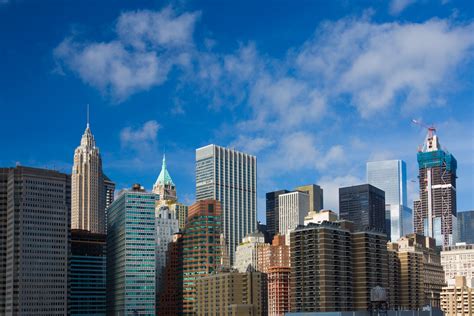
left=86, top=104, right=90, bottom=128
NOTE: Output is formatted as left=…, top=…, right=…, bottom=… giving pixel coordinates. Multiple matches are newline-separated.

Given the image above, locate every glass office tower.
left=107, top=184, right=157, bottom=315
left=367, top=160, right=412, bottom=241
left=195, top=144, right=257, bottom=265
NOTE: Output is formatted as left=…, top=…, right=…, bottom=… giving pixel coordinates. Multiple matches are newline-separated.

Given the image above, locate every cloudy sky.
left=1, top=0, right=473, bottom=221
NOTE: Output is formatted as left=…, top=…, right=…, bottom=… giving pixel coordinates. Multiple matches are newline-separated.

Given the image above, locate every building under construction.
left=413, top=126, right=457, bottom=247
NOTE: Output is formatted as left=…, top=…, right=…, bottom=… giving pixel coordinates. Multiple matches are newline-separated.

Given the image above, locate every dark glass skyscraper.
left=70, top=229, right=106, bottom=315
left=458, top=211, right=474, bottom=243
left=0, top=166, right=70, bottom=315
left=266, top=190, right=290, bottom=240
left=339, top=184, right=386, bottom=233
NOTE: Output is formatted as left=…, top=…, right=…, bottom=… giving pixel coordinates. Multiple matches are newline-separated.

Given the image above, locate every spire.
left=86, top=104, right=90, bottom=129
left=154, top=154, right=175, bottom=189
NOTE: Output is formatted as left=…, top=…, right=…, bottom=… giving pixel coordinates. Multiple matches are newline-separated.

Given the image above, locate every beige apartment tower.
left=441, top=276, right=474, bottom=316
left=195, top=270, right=266, bottom=316
left=71, top=119, right=114, bottom=233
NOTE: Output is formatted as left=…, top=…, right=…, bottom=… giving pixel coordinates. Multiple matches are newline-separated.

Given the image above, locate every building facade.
left=413, top=130, right=457, bottom=247
left=339, top=184, right=386, bottom=233
left=196, top=144, right=257, bottom=265
left=458, top=211, right=474, bottom=244
left=70, top=229, right=106, bottom=315
left=367, top=160, right=412, bottom=241
left=195, top=270, right=266, bottom=316
left=234, top=232, right=266, bottom=273
left=441, top=276, right=474, bottom=316
left=268, top=266, right=291, bottom=316
left=387, top=242, right=425, bottom=310
left=441, top=243, right=474, bottom=286
left=182, top=199, right=223, bottom=314
left=158, top=232, right=184, bottom=315
left=107, top=184, right=157, bottom=315
left=155, top=205, right=179, bottom=308
left=279, top=191, right=309, bottom=241
left=266, top=190, right=290, bottom=241
left=0, top=166, right=70, bottom=315
left=71, top=121, right=114, bottom=234
left=295, top=184, right=323, bottom=213
left=304, top=209, right=338, bottom=225
left=291, top=222, right=354, bottom=312
left=256, top=235, right=290, bottom=274
left=399, top=234, right=446, bottom=308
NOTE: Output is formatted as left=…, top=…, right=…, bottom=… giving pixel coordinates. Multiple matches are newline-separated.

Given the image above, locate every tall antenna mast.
left=87, top=104, right=90, bottom=128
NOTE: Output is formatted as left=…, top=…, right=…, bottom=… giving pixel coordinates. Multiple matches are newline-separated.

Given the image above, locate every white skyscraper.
left=196, top=144, right=257, bottom=264
left=367, top=159, right=412, bottom=241
left=72, top=120, right=106, bottom=233
left=155, top=205, right=179, bottom=299
left=279, top=191, right=309, bottom=242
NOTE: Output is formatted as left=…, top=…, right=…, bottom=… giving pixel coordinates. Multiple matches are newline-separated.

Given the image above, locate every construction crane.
left=412, top=119, right=436, bottom=137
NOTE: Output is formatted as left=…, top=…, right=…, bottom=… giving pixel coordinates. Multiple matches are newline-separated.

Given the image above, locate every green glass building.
left=107, top=184, right=157, bottom=315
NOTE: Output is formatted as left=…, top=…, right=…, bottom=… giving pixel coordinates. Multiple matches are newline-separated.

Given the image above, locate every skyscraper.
left=153, top=154, right=177, bottom=201
left=457, top=211, right=474, bottom=244
left=339, top=184, right=386, bottom=233
left=367, top=160, right=413, bottom=241
left=295, top=184, right=323, bottom=213
left=107, top=184, right=157, bottom=315
left=234, top=231, right=266, bottom=273
left=278, top=191, right=310, bottom=240
left=266, top=190, right=290, bottom=241
left=195, top=144, right=257, bottom=265
left=155, top=205, right=179, bottom=307
left=182, top=199, right=223, bottom=314
left=71, top=119, right=114, bottom=234
left=441, top=243, right=474, bottom=286
left=70, top=229, right=107, bottom=315
left=413, top=129, right=457, bottom=247
left=0, top=166, right=70, bottom=315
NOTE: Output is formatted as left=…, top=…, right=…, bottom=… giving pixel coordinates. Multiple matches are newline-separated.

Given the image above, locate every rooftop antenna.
left=86, top=104, right=90, bottom=128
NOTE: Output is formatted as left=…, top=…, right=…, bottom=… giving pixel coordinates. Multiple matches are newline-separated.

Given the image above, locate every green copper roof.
left=155, top=154, right=174, bottom=187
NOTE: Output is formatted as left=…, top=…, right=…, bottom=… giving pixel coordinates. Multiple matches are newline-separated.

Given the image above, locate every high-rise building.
left=291, top=221, right=354, bottom=312
left=155, top=205, right=179, bottom=307
left=195, top=269, right=266, bottom=316
left=352, top=230, right=389, bottom=311
left=234, top=231, right=266, bottom=273
left=367, top=160, right=413, bottom=241
left=441, top=276, right=474, bottom=316
left=339, top=184, right=386, bottom=233
left=413, top=129, right=457, bottom=247
left=304, top=209, right=338, bottom=225
left=399, top=233, right=446, bottom=308
left=266, top=190, right=290, bottom=241
left=441, top=243, right=474, bottom=286
left=279, top=191, right=309, bottom=240
left=0, top=166, right=70, bottom=315
left=290, top=220, right=388, bottom=313
left=158, top=232, right=184, bottom=315
left=182, top=199, right=223, bottom=314
left=295, top=184, right=323, bottom=213
left=256, top=235, right=290, bottom=274
left=71, top=120, right=114, bottom=234
left=458, top=211, right=474, bottom=244
left=70, top=229, right=106, bottom=315
left=268, top=266, right=291, bottom=316
left=195, top=145, right=257, bottom=265
left=387, top=242, right=425, bottom=310
left=107, top=184, right=157, bottom=315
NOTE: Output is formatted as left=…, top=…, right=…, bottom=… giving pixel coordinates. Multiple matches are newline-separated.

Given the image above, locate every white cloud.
left=296, top=18, right=474, bottom=117
left=120, top=120, right=160, bottom=153
left=54, top=7, right=199, bottom=101
left=229, top=135, right=274, bottom=155
left=389, top=0, right=416, bottom=15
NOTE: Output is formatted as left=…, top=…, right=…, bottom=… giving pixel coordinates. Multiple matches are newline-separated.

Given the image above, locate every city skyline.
left=0, top=1, right=473, bottom=222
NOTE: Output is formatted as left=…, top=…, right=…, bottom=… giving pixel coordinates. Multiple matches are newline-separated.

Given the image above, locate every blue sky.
left=1, top=0, right=473, bottom=222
